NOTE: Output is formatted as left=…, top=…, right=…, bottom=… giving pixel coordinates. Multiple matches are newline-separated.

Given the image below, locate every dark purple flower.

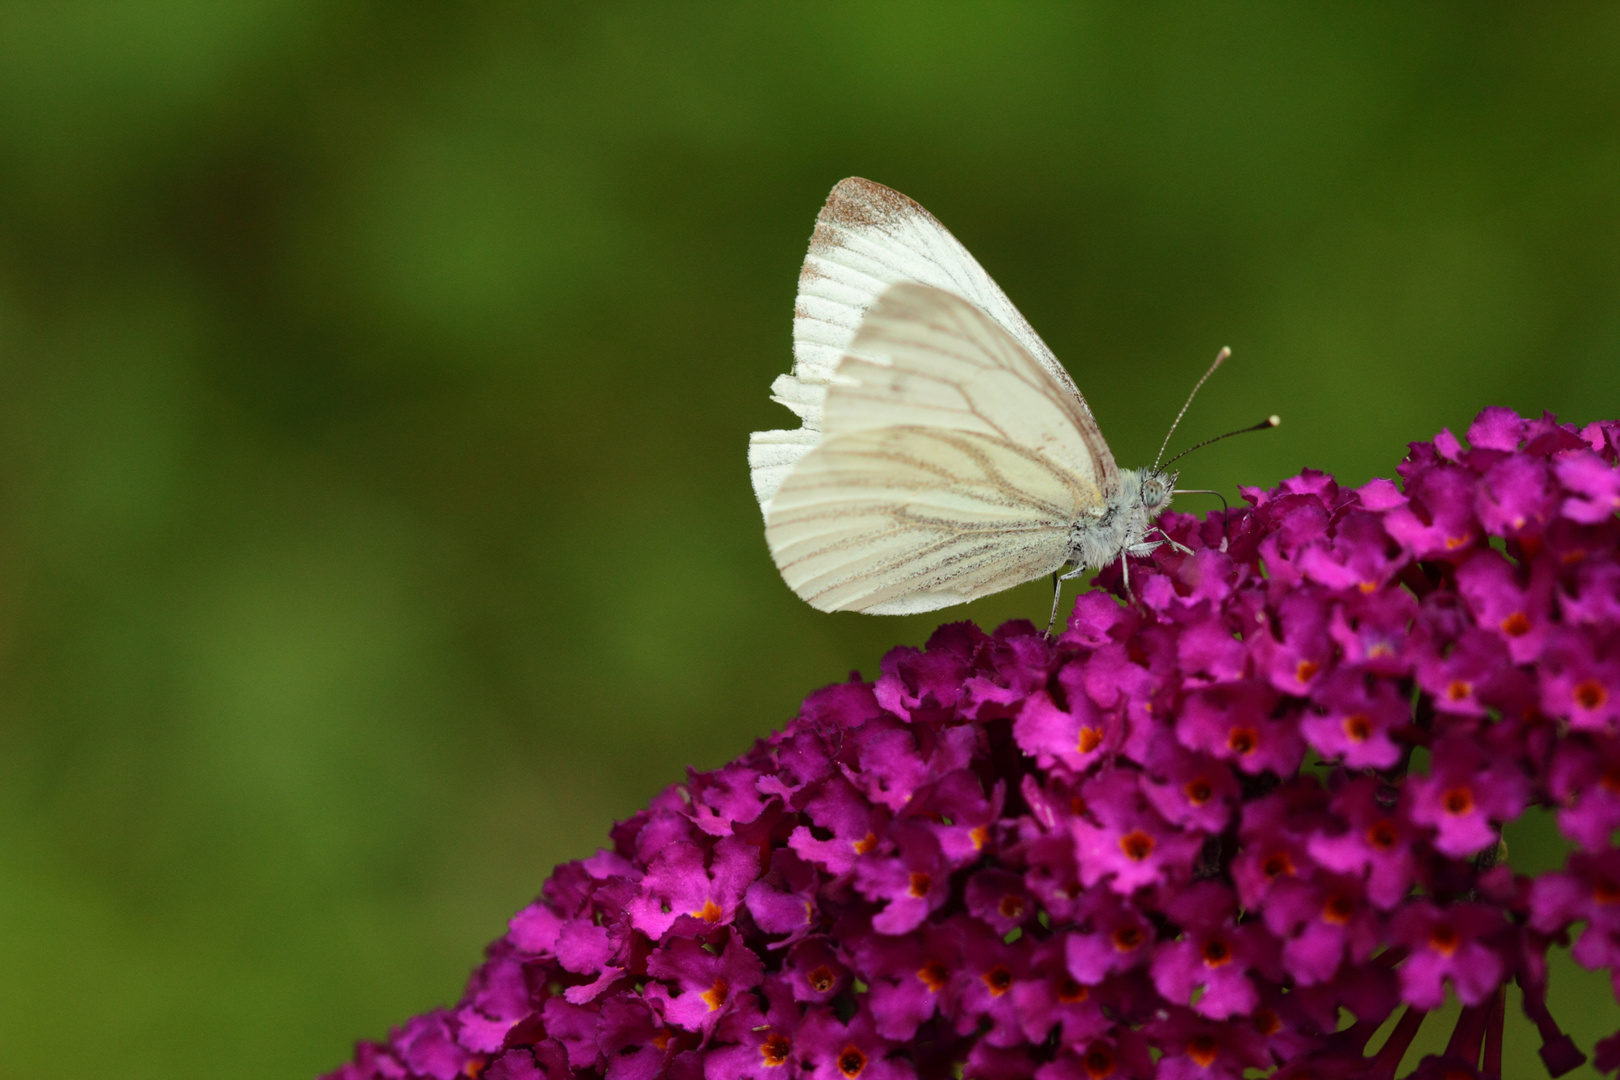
left=1549, top=736, right=1620, bottom=852
left=1302, top=666, right=1408, bottom=769
left=1139, top=730, right=1240, bottom=834
left=1009, top=938, right=1112, bottom=1047
left=1145, top=1008, right=1270, bottom=1080
left=394, top=1012, right=471, bottom=1080
left=1176, top=680, right=1305, bottom=777
left=853, top=821, right=951, bottom=935
left=1539, top=627, right=1620, bottom=734
left=1384, top=464, right=1481, bottom=561
left=1231, top=781, right=1327, bottom=910
left=628, top=834, right=759, bottom=939
left=1530, top=850, right=1620, bottom=983
left=1407, top=737, right=1528, bottom=858
left=328, top=408, right=1620, bottom=1080
left=1457, top=548, right=1556, bottom=662
left=1391, top=902, right=1507, bottom=1009
left=1014, top=667, right=1122, bottom=775
left=782, top=937, right=850, bottom=1004
left=1063, top=889, right=1156, bottom=985
left=951, top=916, right=1033, bottom=1045
left=1307, top=777, right=1421, bottom=909
left=1148, top=883, right=1273, bottom=1019
left=1558, top=451, right=1620, bottom=524
left=792, top=1008, right=910, bottom=1080
left=1261, top=873, right=1381, bottom=986
left=1072, top=770, right=1202, bottom=895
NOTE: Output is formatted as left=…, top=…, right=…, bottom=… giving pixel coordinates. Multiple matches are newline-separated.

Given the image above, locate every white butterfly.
left=749, top=177, right=1253, bottom=628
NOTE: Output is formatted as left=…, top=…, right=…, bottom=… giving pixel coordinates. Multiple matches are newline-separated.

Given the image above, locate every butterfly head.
left=1139, top=469, right=1176, bottom=516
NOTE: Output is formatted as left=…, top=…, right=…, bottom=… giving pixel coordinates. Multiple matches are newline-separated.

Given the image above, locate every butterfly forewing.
left=764, top=426, right=1083, bottom=614
left=820, top=283, right=1114, bottom=502
left=748, top=177, right=1105, bottom=516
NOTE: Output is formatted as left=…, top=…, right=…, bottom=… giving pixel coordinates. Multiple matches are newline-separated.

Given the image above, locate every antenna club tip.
left=1216, top=346, right=1232, bottom=360
left=1267, top=414, right=1281, bottom=427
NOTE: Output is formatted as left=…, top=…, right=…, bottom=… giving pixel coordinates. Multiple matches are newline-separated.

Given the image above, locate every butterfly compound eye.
left=1142, top=476, right=1168, bottom=507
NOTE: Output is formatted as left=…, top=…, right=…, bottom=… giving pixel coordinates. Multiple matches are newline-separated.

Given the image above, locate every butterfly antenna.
left=1154, top=346, right=1231, bottom=470
left=1162, top=414, right=1280, bottom=469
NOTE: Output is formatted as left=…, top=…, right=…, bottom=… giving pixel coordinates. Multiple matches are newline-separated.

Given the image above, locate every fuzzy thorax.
left=1067, top=466, right=1177, bottom=571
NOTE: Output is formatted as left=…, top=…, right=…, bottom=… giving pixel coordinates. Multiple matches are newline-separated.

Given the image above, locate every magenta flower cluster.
left=329, top=409, right=1620, bottom=1080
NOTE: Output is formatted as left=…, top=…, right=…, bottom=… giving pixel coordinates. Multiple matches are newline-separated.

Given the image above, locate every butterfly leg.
left=1045, top=571, right=1063, bottom=638
left=1152, top=528, right=1194, bottom=556
left=1046, top=563, right=1093, bottom=637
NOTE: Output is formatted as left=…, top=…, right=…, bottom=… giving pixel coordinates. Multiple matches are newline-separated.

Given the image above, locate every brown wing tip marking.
left=800, top=230, right=834, bottom=280
left=815, top=177, right=936, bottom=239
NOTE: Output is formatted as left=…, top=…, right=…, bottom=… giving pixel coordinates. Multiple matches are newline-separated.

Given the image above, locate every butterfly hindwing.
left=764, top=425, right=1084, bottom=614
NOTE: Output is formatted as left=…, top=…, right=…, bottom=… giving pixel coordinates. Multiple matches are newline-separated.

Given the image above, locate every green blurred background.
left=0, top=4, right=1617, bottom=1077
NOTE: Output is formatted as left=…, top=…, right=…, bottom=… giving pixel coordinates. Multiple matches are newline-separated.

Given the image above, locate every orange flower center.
left=998, top=894, right=1026, bottom=921
left=969, top=824, right=990, bottom=851
left=695, top=899, right=723, bottom=923
left=1576, top=679, right=1609, bottom=711
left=1082, top=1046, right=1117, bottom=1078
left=1112, top=925, right=1145, bottom=952
left=1428, top=923, right=1460, bottom=957
left=1253, top=1009, right=1281, bottom=1036
left=1342, top=713, right=1373, bottom=742
left=1187, top=1033, right=1220, bottom=1068
left=1297, top=660, right=1320, bottom=683
left=837, top=1045, right=867, bottom=1080
left=981, top=965, right=1013, bottom=996
left=907, top=872, right=932, bottom=898
left=1322, top=894, right=1356, bottom=925
left=1366, top=820, right=1399, bottom=850
left=1594, top=878, right=1620, bottom=905
left=1184, top=778, right=1213, bottom=805
left=1500, top=611, right=1531, bottom=636
left=807, top=966, right=835, bottom=993
left=916, top=962, right=949, bottom=992
left=701, top=977, right=729, bottom=1011
left=1603, top=766, right=1620, bottom=794
left=1078, top=726, right=1104, bottom=753
left=1263, top=851, right=1295, bottom=879
left=1058, top=977, right=1088, bottom=1003
left=1227, top=726, right=1259, bottom=755
left=852, top=832, right=878, bottom=855
left=1201, top=938, right=1233, bottom=967
left=1446, top=680, right=1472, bottom=702
left=1119, top=830, right=1156, bottom=861
left=759, top=1033, right=790, bottom=1067
left=1442, top=786, right=1475, bottom=816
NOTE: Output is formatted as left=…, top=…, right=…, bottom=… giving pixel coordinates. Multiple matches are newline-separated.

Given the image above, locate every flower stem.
left=1369, top=1006, right=1426, bottom=1080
